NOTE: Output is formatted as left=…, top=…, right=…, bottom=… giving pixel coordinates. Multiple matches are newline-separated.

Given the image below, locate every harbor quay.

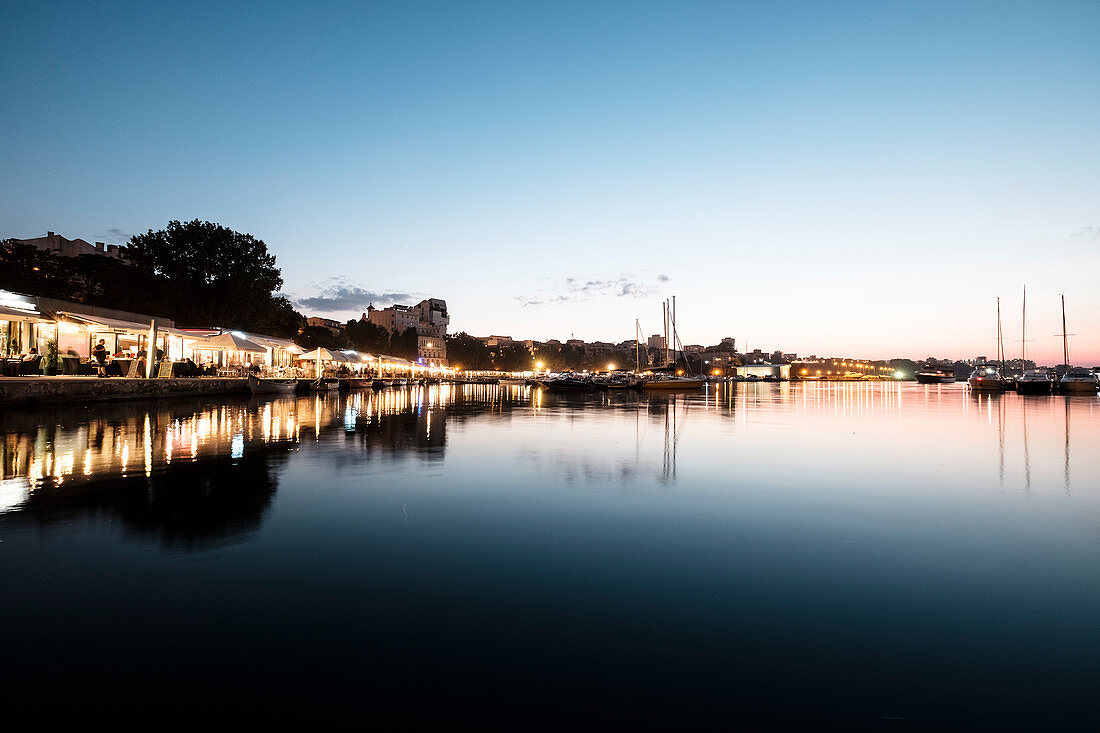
left=0, top=375, right=250, bottom=406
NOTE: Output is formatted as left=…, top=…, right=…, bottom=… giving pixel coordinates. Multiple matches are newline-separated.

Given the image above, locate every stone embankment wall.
left=0, top=377, right=249, bottom=405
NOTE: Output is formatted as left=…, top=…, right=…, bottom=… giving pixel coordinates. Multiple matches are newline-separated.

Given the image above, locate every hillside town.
left=0, top=229, right=1090, bottom=389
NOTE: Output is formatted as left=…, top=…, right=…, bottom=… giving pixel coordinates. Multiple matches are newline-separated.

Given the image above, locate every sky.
left=2, top=1, right=1098, bottom=364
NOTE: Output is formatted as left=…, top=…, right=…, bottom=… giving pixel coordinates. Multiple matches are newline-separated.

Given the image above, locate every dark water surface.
left=2, top=383, right=1098, bottom=727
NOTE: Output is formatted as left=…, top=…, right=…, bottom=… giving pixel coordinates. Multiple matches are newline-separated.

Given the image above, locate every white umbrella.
left=299, top=348, right=354, bottom=363
left=200, top=332, right=268, bottom=352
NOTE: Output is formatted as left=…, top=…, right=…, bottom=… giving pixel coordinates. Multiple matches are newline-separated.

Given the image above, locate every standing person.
left=92, top=339, right=108, bottom=378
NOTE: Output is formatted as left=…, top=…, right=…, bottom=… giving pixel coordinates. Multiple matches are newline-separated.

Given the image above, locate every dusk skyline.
left=3, top=1, right=1097, bottom=364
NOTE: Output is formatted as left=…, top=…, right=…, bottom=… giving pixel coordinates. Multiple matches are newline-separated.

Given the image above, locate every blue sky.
left=2, top=1, right=1098, bottom=363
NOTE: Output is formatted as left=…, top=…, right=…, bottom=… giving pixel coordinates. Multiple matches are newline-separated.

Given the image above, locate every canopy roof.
left=299, top=347, right=354, bottom=362
left=198, top=332, right=268, bottom=352
left=56, top=311, right=202, bottom=337
left=0, top=304, right=44, bottom=322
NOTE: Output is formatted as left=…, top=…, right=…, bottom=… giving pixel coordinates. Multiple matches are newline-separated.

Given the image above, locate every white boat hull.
left=968, top=378, right=1005, bottom=390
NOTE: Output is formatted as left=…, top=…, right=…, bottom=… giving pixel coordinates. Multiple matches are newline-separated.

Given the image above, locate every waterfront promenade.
left=0, top=375, right=250, bottom=405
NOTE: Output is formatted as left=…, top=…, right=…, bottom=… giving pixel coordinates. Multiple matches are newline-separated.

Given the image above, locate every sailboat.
left=968, top=297, right=1008, bottom=391
left=1016, top=285, right=1055, bottom=394
left=643, top=297, right=706, bottom=391
left=1057, top=294, right=1099, bottom=394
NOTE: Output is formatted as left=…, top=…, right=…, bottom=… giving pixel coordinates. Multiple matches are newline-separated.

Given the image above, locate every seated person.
left=22, top=348, right=38, bottom=361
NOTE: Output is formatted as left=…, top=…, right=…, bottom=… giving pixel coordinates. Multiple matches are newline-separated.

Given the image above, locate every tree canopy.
left=1, top=222, right=305, bottom=339
left=125, top=220, right=288, bottom=331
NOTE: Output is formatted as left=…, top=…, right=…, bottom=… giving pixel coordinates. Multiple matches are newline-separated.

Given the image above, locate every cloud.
left=99, top=228, right=133, bottom=243
left=289, top=277, right=419, bottom=313
left=516, top=274, right=670, bottom=307
left=1070, top=226, right=1099, bottom=240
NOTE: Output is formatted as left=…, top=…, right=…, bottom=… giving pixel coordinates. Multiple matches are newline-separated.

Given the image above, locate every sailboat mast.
left=635, top=319, right=641, bottom=373
left=1062, top=294, right=1069, bottom=367
left=663, top=301, right=669, bottom=367
left=1021, top=285, right=1026, bottom=364
left=996, top=296, right=1004, bottom=373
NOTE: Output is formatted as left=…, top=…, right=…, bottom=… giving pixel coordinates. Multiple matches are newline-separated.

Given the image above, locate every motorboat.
left=536, top=373, right=593, bottom=392
left=372, top=379, right=393, bottom=389
left=606, top=371, right=645, bottom=390
left=967, top=367, right=1006, bottom=391
left=248, top=374, right=298, bottom=395
left=309, top=377, right=340, bottom=391
left=915, top=363, right=957, bottom=384
left=1016, top=369, right=1054, bottom=395
left=498, top=377, right=527, bottom=386
left=1059, top=367, right=1099, bottom=394
left=1055, top=296, right=1097, bottom=394
left=642, top=375, right=706, bottom=391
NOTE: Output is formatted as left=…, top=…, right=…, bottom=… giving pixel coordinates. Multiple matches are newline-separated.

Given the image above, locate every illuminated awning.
left=58, top=312, right=160, bottom=333
left=299, top=347, right=354, bottom=362
left=0, top=304, right=44, bottom=322
left=199, top=332, right=268, bottom=352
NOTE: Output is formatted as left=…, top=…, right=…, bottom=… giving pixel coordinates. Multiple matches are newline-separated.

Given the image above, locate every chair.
left=18, top=357, right=41, bottom=375
left=61, top=356, right=80, bottom=375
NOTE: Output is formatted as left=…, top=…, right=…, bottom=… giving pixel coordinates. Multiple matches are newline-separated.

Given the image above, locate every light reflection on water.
left=1, top=382, right=1098, bottom=725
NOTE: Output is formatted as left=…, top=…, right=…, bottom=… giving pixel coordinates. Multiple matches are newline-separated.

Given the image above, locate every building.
left=734, top=363, right=791, bottom=380
left=15, top=231, right=126, bottom=260
left=647, top=334, right=667, bottom=351
left=585, top=341, right=615, bottom=356
left=365, top=298, right=450, bottom=366
left=305, top=316, right=344, bottom=337
left=365, top=303, right=420, bottom=334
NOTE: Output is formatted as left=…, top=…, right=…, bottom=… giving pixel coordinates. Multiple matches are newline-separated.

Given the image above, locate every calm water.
left=2, top=383, right=1098, bottom=727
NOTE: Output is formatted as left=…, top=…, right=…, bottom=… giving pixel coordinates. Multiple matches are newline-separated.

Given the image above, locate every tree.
left=126, top=220, right=287, bottom=330
left=346, top=319, right=390, bottom=354
left=494, top=344, right=535, bottom=372
left=389, top=327, right=419, bottom=361
left=0, top=239, right=69, bottom=298
left=445, top=332, right=491, bottom=370
left=297, top=325, right=338, bottom=350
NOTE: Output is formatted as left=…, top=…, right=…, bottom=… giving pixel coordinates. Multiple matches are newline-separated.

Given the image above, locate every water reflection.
left=2, top=381, right=1099, bottom=725
left=0, top=385, right=534, bottom=543
left=2, top=382, right=1098, bottom=531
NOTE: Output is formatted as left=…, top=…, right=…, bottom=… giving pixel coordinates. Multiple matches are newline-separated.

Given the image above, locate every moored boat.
left=915, top=363, right=957, bottom=384
left=642, top=375, right=706, bottom=391
left=248, top=374, right=298, bottom=394
left=536, top=374, right=593, bottom=392
left=1059, top=367, right=1099, bottom=394
left=967, top=367, right=1006, bottom=391
left=309, top=377, right=340, bottom=391
left=1055, top=296, right=1098, bottom=394
left=1016, top=369, right=1054, bottom=395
